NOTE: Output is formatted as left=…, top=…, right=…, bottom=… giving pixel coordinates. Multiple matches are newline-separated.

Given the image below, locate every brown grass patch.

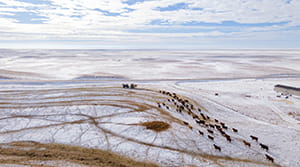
left=0, top=141, right=158, bottom=167
left=140, top=121, right=170, bottom=132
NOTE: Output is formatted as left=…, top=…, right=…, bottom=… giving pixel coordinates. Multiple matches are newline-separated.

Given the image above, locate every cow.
left=225, top=134, right=231, bottom=142
left=213, top=144, right=221, bottom=151
left=260, top=143, right=269, bottom=151
left=243, top=140, right=251, bottom=147
left=198, top=130, right=204, bottom=135
left=214, top=119, right=219, bottom=123
left=250, top=135, right=258, bottom=142
left=222, top=125, right=228, bottom=130
left=207, top=129, right=214, bottom=134
left=215, top=125, right=221, bottom=129
left=122, top=84, right=129, bottom=88
left=265, top=154, right=274, bottom=163
left=232, top=128, right=238, bottom=133
left=209, top=124, right=215, bottom=129
left=196, top=120, right=205, bottom=125
left=130, top=83, right=137, bottom=89
left=200, top=113, right=207, bottom=120
left=208, top=135, right=214, bottom=141
left=183, top=121, right=189, bottom=126
left=220, top=130, right=226, bottom=136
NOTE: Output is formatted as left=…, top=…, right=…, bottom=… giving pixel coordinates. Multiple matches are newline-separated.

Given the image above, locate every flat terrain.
left=0, top=50, right=300, bottom=167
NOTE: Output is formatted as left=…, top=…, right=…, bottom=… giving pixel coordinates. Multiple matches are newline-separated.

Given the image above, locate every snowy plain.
left=0, top=49, right=300, bottom=167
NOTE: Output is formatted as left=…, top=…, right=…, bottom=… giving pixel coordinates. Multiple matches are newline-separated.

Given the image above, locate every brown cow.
left=250, top=135, right=258, bottom=141
left=183, top=121, right=189, bottom=126
left=213, top=144, right=221, bottom=151
left=208, top=135, right=214, bottom=141
left=243, top=140, right=251, bottom=147
left=265, top=154, right=274, bottom=163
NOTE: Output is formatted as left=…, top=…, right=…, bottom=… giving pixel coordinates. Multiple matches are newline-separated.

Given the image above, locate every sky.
left=0, top=0, right=300, bottom=49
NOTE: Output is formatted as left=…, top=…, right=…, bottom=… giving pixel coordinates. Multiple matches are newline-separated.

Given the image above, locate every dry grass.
left=0, top=141, right=158, bottom=167
left=140, top=121, right=171, bottom=132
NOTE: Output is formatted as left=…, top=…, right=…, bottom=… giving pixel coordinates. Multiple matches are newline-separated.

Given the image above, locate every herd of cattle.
left=156, top=90, right=275, bottom=164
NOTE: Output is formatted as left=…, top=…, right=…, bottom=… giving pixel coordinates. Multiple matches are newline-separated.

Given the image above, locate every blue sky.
left=0, top=0, right=300, bottom=49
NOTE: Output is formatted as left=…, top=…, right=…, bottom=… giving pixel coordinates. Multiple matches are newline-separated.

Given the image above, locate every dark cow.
left=232, top=128, right=238, bottom=133
left=208, top=135, right=214, bottom=141
left=196, top=120, right=205, bottom=124
left=250, top=135, right=258, bottom=141
left=209, top=124, right=215, bottom=129
left=122, top=84, right=129, bottom=88
left=213, top=144, right=221, bottom=151
left=243, top=140, right=251, bottom=147
left=265, top=154, right=274, bottom=163
left=225, top=135, right=231, bottom=142
left=200, top=113, right=207, bottom=120
left=214, top=119, right=219, bottom=123
left=198, top=130, right=204, bottom=135
left=215, top=125, right=221, bottom=129
left=207, top=129, right=214, bottom=134
left=220, top=130, right=226, bottom=136
left=222, top=125, right=228, bottom=130
left=183, top=121, right=189, bottom=126
left=260, top=143, right=269, bottom=151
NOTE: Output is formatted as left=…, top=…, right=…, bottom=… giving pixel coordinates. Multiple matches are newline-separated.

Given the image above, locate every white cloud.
left=0, top=0, right=299, bottom=48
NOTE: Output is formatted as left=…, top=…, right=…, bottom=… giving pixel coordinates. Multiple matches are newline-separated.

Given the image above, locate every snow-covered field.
left=0, top=49, right=300, bottom=167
